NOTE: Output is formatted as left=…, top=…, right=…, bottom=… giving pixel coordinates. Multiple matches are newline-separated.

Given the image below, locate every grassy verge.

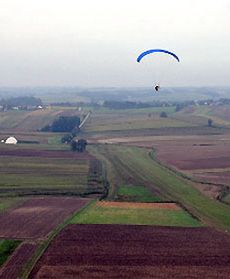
left=0, top=239, right=21, bottom=267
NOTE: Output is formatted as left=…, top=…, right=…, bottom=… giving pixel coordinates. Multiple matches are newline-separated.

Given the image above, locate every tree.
left=76, top=139, right=87, bottom=152
left=71, top=139, right=87, bottom=152
left=41, top=116, right=80, bottom=133
left=71, top=140, right=77, bottom=151
left=61, top=134, right=73, bottom=143
left=160, top=111, right=168, bottom=118
left=51, top=116, right=80, bottom=132
left=208, top=118, right=213, bottom=127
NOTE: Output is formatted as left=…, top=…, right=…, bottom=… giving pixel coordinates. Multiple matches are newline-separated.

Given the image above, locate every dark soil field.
left=0, top=243, right=37, bottom=279
left=146, top=136, right=230, bottom=171
left=0, top=197, right=90, bottom=239
left=0, top=148, right=94, bottom=160
left=30, top=224, right=230, bottom=278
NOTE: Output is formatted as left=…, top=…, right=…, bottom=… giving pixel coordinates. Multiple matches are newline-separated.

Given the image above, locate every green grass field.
left=71, top=201, right=200, bottom=226
left=0, top=239, right=21, bottom=266
left=0, top=152, right=91, bottom=196
left=116, top=185, right=161, bottom=202
left=85, top=115, right=196, bottom=133
left=0, top=157, right=88, bottom=189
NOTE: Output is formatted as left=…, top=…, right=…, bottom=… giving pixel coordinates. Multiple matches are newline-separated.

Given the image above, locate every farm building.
left=5, top=136, right=18, bottom=144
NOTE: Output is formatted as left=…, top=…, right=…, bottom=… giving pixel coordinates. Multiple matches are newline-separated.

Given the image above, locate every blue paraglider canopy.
left=137, top=49, right=180, bottom=63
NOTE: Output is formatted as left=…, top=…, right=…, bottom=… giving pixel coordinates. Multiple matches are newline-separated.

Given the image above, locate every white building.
left=5, top=136, right=17, bottom=144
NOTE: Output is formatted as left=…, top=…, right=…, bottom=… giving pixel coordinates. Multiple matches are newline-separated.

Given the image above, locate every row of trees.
left=41, top=116, right=80, bottom=133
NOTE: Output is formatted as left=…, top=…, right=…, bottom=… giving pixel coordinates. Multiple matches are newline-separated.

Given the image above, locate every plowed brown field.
left=0, top=197, right=90, bottom=239
left=30, top=224, right=230, bottom=278
left=143, top=137, right=230, bottom=171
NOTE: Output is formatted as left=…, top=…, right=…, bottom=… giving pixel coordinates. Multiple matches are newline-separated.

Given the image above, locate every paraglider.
left=154, top=85, right=160, bottom=92
left=137, top=49, right=180, bottom=92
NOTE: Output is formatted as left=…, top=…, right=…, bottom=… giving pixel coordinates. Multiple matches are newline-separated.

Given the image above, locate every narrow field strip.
left=98, top=201, right=180, bottom=209
left=71, top=201, right=200, bottom=227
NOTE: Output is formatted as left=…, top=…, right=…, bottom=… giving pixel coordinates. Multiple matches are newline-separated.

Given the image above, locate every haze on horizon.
left=0, top=0, right=230, bottom=87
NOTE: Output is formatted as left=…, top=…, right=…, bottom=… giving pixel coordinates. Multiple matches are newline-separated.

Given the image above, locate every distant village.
left=0, top=96, right=43, bottom=111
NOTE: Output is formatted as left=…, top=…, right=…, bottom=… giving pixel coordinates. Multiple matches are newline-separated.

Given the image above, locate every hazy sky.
left=0, top=0, right=230, bottom=87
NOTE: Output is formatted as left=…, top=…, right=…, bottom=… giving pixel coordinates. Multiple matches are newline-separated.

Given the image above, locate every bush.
left=160, top=111, right=168, bottom=118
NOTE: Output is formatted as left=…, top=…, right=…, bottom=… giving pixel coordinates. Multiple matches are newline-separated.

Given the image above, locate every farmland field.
left=0, top=197, right=91, bottom=239
left=87, top=106, right=230, bottom=193
left=85, top=114, right=195, bottom=132
left=70, top=201, right=200, bottom=227
left=0, top=104, right=230, bottom=278
left=30, top=224, right=230, bottom=279
left=83, top=104, right=230, bottom=140
left=94, top=133, right=230, bottom=197
left=89, top=144, right=230, bottom=230
left=0, top=147, right=104, bottom=196
left=0, top=107, right=82, bottom=132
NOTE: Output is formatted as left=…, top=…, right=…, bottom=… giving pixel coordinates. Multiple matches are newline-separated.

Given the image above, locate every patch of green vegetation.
left=48, top=135, right=63, bottom=145
left=0, top=239, right=21, bottom=266
left=117, top=185, right=161, bottom=202
left=70, top=201, right=200, bottom=227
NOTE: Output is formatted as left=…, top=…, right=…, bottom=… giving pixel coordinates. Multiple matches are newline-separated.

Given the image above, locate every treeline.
left=50, top=102, right=86, bottom=107
left=41, top=116, right=80, bottom=133
left=0, top=96, right=42, bottom=108
left=103, top=100, right=195, bottom=110
left=103, top=98, right=230, bottom=111
left=103, top=100, right=172, bottom=109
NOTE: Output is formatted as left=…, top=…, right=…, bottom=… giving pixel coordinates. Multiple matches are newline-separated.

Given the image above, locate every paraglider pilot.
left=154, top=85, right=160, bottom=92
